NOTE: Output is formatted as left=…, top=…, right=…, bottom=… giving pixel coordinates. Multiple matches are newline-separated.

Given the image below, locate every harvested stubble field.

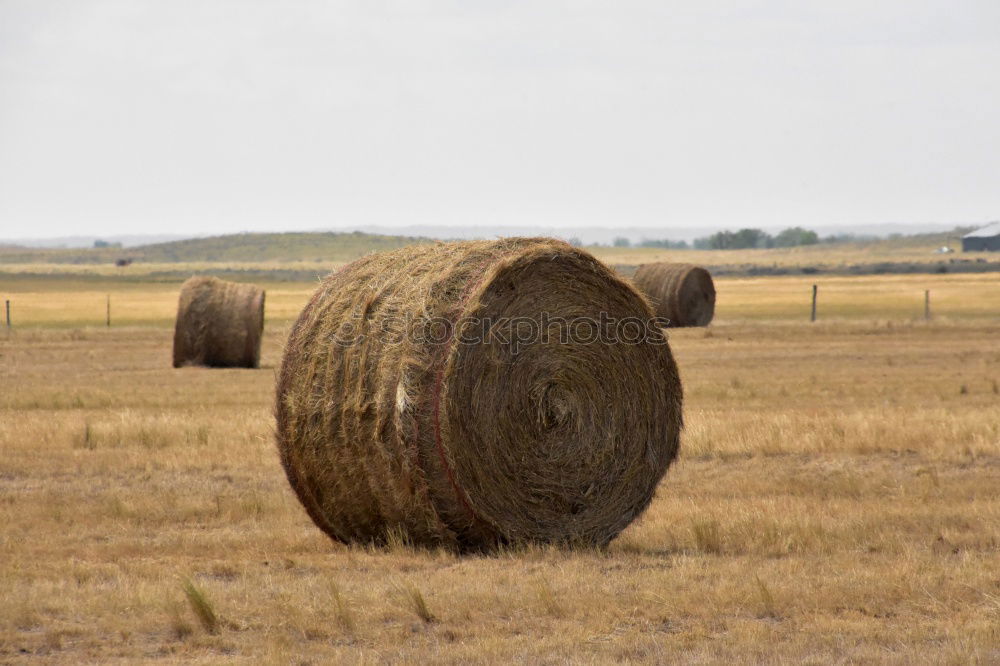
left=4, top=273, right=1000, bottom=328
left=1, top=273, right=999, bottom=663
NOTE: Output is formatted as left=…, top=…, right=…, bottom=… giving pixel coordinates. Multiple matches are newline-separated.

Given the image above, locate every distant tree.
left=638, top=238, right=690, bottom=249
left=734, top=228, right=771, bottom=249
left=820, top=233, right=875, bottom=244
left=696, top=228, right=773, bottom=250
left=93, top=239, right=122, bottom=249
left=566, top=237, right=583, bottom=247
left=612, top=237, right=632, bottom=247
left=773, top=227, right=819, bottom=247
left=703, top=230, right=733, bottom=249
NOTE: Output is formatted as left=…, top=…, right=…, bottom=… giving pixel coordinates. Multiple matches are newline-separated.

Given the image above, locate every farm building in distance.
left=962, top=222, right=1000, bottom=252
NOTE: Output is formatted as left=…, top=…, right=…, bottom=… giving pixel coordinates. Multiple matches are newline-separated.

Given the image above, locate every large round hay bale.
left=172, top=276, right=265, bottom=368
left=631, top=263, right=715, bottom=327
left=275, top=238, right=683, bottom=551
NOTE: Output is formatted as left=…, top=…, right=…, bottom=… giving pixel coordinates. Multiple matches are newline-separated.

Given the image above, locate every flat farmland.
left=2, top=272, right=999, bottom=327
left=1, top=272, right=999, bottom=663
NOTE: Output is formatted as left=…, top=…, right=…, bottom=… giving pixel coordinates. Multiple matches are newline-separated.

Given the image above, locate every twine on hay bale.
left=172, top=276, right=265, bottom=368
left=631, top=263, right=715, bottom=327
left=275, top=238, right=683, bottom=551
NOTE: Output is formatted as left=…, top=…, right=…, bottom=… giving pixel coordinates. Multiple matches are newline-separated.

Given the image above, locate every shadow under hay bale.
left=275, top=238, right=683, bottom=552
left=172, top=276, right=265, bottom=368
left=631, top=262, right=715, bottom=327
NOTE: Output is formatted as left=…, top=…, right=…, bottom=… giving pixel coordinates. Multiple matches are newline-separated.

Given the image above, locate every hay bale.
left=275, top=238, right=683, bottom=551
left=631, top=263, right=715, bottom=327
left=172, top=276, right=265, bottom=368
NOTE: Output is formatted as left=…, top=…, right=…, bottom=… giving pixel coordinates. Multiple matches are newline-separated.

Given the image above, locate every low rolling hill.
left=0, top=231, right=432, bottom=265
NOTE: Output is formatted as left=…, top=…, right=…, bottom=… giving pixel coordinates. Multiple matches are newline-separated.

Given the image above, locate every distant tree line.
left=636, top=238, right=691, bottom=249
left=694, top=227, right=819, bottom=249
left=604, top=227, right=852, bottom=250
left=575, top=228, right=886, bottom=249
left=610, top=237, right=691, bottom=249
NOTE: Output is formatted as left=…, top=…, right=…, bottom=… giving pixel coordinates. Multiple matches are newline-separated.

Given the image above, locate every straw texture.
left=632, top=263, right=715, bottom=327
left=172, top=276, right=265, bottom=368
left=276, top=238, right=683, bottom=551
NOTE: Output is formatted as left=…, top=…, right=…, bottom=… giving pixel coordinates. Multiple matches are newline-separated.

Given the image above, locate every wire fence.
left=3, top=276, right=999, bottom=329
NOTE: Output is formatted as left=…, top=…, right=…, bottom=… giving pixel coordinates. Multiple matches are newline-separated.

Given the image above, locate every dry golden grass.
left=0, top=274, right=998, bottom=663
left=0, top=281, right=310, bottom=328
left=3, top=272, right=1000, bottom=328
left=718, top=273, right=1000, bottom=321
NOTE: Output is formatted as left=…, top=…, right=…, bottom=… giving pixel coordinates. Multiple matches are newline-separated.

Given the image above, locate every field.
left=2, top=270, right=999, bottom=663
left=3, top=273, right=1000, bottom=328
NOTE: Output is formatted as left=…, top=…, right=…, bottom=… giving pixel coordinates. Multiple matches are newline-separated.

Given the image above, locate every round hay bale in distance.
left=632, top=262, right=715, bottom=327
left=275, top=238, right=683, bottom=551
left=172, top=276, right=265, bottom=368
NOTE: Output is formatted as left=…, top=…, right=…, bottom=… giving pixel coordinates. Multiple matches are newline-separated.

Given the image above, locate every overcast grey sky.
left=1, top=0, right=998, bottom=238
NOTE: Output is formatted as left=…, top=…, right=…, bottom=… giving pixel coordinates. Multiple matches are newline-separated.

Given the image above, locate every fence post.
left=924, top=290, right=930, bottom=321
left=106, top=294, right=111, bottom=327
left=5, top=299, right=9, bottom=328
left=810, top=285, right=818, bottom=322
